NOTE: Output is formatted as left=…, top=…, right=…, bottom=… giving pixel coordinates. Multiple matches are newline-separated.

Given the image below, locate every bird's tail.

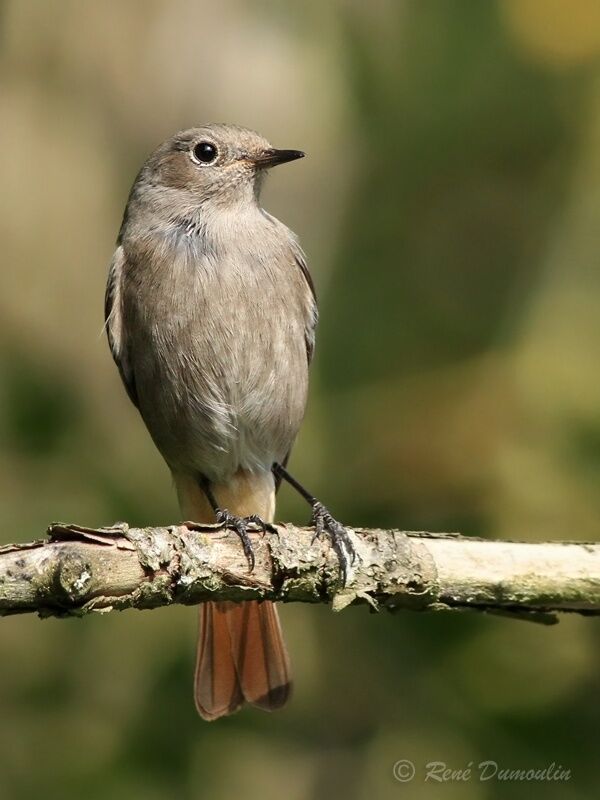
left=174, top=471, right=292, bottom=721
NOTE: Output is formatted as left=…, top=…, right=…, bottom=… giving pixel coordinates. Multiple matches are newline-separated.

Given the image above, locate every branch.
left=1, top=522, right=600, bottom=623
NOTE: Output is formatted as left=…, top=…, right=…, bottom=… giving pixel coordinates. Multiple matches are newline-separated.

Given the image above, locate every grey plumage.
left=105, top=124, right=329, bottom=719
left=105, top=124, right=317, bottom=483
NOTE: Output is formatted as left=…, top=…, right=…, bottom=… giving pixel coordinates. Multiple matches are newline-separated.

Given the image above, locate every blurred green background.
left=2, top=0, right=600, bottom=798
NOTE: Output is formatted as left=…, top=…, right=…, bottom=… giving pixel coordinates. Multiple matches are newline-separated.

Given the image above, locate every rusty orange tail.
left=194, top=599, right=291, bottom=720
left=174, top=470, right=292, bottom=720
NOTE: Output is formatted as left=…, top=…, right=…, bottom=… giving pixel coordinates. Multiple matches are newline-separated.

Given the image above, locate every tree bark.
left=0, top=522, right=599, bottom=622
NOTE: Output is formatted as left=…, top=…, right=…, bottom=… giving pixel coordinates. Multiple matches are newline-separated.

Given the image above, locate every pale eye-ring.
left=192, top=141, right=218, bottom=165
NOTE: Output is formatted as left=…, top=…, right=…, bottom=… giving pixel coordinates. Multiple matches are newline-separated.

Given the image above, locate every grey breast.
left=117, top=208, right=315, bottom=482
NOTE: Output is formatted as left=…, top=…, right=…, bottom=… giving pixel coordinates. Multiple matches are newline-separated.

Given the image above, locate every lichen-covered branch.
left=1, top=522, right=599, bottom=622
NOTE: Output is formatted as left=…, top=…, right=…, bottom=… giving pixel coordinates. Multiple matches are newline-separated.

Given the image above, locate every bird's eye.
left=192, top=141, right=218, bottom=164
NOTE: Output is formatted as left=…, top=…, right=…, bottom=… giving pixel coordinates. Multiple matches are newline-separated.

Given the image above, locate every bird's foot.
left=310, top=501, right=356, bottom=584
left=245, top=514, right=278, bottom=537
left=215, top=509, right=276, bottom=571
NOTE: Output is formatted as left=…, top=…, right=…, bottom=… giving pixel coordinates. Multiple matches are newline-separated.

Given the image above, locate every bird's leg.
left=199, top=478, right=276, bottom=572
left=272, top=463, right=356, bottom=583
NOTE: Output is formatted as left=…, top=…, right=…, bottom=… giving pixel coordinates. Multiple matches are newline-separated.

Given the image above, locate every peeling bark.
left=0, top=522, right=599, bottom=623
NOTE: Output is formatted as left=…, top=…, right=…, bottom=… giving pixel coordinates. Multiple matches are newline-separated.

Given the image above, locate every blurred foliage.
left=1, top=1, right=600, bottom=798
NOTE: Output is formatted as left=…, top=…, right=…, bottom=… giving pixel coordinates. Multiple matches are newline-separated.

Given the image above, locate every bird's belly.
left=133, top=313, right=308, bottom=481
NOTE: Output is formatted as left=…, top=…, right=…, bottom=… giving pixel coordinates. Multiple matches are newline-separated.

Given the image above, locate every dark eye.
left=192, top=141, right=218, bottom=164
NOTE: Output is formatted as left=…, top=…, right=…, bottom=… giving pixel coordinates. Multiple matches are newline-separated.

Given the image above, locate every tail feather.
left=194, top=601, right=245, bottom=721
left=226, top=598, right=291, bottom=711
left=176, top=469, right=292, bottom=721
left=194, top=600, right=291, bottom=721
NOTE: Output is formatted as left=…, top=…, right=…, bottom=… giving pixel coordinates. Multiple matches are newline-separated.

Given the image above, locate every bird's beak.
left=251, top=148, right=305, bottom=168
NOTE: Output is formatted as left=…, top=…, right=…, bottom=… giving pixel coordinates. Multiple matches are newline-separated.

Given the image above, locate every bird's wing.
left=274, top=242, right=319, bottom=491
left=260, top=208, right=318, bottom=365
left=290, top=241, right=318, bottom=365
left=104, top=245, right=139, bottom=408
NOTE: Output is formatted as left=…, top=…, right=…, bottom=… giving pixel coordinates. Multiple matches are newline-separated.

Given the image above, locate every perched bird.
left=105, top=124, right=353, bottom=720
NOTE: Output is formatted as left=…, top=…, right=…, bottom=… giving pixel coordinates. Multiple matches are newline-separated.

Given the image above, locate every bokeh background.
left=1, top=1, right=600, bottom=798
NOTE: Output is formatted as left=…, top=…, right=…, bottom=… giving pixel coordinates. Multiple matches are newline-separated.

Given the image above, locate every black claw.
left=216, top=509, right=256, bottom=572
left=246, top=514, right=278, bottom=537
left=310, top=501, right=356, bottom=584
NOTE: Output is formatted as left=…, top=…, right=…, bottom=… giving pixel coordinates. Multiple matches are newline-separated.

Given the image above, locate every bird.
left=105, top=123, right=354, bottom=720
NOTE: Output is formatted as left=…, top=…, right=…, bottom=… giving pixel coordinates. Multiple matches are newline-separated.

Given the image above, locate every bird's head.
left=135, top=123, right=304, bottom=214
